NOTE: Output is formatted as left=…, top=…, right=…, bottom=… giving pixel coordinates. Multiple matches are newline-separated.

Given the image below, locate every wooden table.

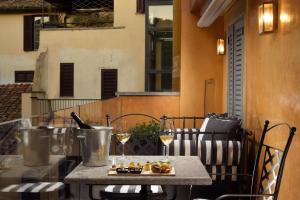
left=65, top=156, right=212, bottom=199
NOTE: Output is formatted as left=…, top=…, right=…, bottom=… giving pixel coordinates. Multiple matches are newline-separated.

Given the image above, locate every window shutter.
left=136, top=0, right=145, bottom=13
left=101, top=69, right=118, bottom=100
left=227, top=18, right=244, bottom=119
left=233, top=19, right=244, bottom=119
left=15, top=71, right=34, bottom=83
left=228, top=25, right=234, bottom=116
left=60, top=63, right=74, bottom=97
left=23, top=15, right=34, bottom=52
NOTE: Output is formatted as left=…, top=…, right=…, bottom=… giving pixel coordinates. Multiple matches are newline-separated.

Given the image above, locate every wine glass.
left=160, top=120, right=175, bottom=160
left=114, top=119, right=131, bottom=162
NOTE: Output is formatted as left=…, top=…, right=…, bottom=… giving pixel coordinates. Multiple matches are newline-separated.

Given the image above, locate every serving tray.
left=108, top=167, right=175, bottom=176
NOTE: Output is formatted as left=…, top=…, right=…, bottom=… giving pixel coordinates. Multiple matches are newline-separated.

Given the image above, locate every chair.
left=88, top=113, right=167, bottom=200
left=162, top=114, right=247, bottom=199
left=0, top=182, right=65, bottom=200
left=192, top=120, right=296, bottom=200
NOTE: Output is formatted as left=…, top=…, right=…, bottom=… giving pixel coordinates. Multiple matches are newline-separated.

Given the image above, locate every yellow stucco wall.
left=222, top=0, right=300, bottom=198
left=38, top=0, right=145, bottom=99
left=245, top=0, right=300, bottom=199
left=0, top=14, right=39, bottom=84
left=180, top=0, right=224, bottom=117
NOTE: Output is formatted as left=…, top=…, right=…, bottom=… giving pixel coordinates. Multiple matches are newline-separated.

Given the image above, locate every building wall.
left=222, top=0, right=300, bottom=198
left=54, top=95, right=180, bottom=127
left=39, top=0, right=145, bottom=99
left=179, top=0, right=224, bottom=117
left=0, top=14, right=39, bottom=84
left=173, top=0, right=181, bottom=91
left=245, top=0, right=300, bottom=199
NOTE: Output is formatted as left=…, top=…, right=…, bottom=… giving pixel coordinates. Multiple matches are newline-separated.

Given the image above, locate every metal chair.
left=88, top=113, right=167, bottom=200
left=192, top=120, right=296, bottom=200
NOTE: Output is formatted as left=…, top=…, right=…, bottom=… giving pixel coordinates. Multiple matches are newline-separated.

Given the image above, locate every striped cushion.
left=167, top=139, right=242, bottom=182
left=1, top=182, right=64, bottom=193
left=91, top=185, right=163, bottom=199
left=174, top=128, right=204, bottom=141
left=104, top=185, right=163, bottom=194
left=197, top=140, right=241, bottom=166
left=206, top=165, right=238, bottom=182
left=168, top=140, right=197, bottom=156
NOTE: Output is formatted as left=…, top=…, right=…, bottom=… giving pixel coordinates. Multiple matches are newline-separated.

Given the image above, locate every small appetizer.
left=144, top=161, right=151, bottom=171
left=151, top=162, right=161, bottom=173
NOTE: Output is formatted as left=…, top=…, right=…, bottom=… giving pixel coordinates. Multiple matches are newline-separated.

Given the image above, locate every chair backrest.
left=251, top=120, right=296, bottom=200
left=106, top=113, right=161, bottom=155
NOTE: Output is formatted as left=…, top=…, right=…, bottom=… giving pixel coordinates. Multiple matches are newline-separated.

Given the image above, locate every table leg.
left=140, top=185, right=151, bottom=200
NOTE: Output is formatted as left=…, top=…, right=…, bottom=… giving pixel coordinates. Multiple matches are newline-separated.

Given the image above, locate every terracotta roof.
left=0, top=83, right=32, bottom=123
left=0, top=0, right=52, bottom=11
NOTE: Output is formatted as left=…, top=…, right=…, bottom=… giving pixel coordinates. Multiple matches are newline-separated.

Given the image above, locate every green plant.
left=128, top=120, right=161, bottom=140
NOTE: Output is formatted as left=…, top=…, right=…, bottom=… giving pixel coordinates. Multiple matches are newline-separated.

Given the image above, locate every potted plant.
left=111, top=120, right=162, bottom=155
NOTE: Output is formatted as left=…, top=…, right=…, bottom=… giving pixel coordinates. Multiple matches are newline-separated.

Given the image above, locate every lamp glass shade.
left=217, top=39, right=225, bottom=55
left=258, top=2, right=275, bottom=34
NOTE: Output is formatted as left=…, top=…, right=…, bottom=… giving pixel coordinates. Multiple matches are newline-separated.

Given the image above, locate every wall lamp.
left=217, top=39, right=225, bottom=55
left=258, top=0, right=278, bottom=34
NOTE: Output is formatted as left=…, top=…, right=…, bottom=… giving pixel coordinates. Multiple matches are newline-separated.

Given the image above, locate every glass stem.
left=165, top=145, right=169, bottom=159
left=122, top=143, right=125, bottom=158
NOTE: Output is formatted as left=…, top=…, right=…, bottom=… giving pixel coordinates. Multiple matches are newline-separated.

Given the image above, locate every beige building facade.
left=0, top=13, right=40, bottom=84
left=39, top=0, right=145, bottom=99
left=0, top=0, right=145, bottom=99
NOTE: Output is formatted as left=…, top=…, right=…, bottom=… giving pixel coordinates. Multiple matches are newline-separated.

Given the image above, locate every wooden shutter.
left=24, top=15, right=34, bottom=52
left=15, top=71, right=34, bottom=83
left=227, top=18, right=244, bottom=119
left=233, top=19, right=244, bottom=118
left=136, top=0, right=145, bottom=13
left=228, top=25, right=234, bottom=116
left=60, top=63, right=74, bottom=97
left=101, top=69, right=118, bottom=100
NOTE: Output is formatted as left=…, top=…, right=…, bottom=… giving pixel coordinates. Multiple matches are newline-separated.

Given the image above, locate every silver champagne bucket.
left=76, top=127, right=112, bottom=167
left=21, top=127, right=53, bottom=166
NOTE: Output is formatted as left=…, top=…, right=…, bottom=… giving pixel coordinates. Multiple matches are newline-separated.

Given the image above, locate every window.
left=101, top=69, right=118, bottom=100
left=137, top=0, right=145, bottom=13
left=15, top=71, right=34, bottom=83
left=145, top=0, right=173, bottom=91
left=60, top=63, right=74, bottom=97
left=228, top=18, right=244, bottom=119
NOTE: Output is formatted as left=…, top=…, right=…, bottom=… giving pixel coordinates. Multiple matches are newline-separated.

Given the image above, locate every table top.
left=65, top=156, right=212, bottom=186
left=0, top=155, right=65, bottom=182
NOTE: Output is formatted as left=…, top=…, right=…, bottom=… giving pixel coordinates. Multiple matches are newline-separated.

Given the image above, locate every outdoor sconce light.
left=258, top=1, right=277, bottom=34
left=217, top=39, right=225, bottom=55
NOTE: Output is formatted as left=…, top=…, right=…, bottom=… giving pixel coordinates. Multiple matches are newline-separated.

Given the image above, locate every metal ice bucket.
left=76, top=127, right=112, bottom=167
left=21, top=127, right=53, bottom=166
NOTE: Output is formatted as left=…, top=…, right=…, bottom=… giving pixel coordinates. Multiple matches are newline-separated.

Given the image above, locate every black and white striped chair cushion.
left=174, top=128, right=203, bottom=140
left=197, top=140, right=241, bottom=166
left=0, top=182, right=64, bottom=193
left=167, top=139, right=242, bottom=182
left=167, top=139, right=197, bottom=156
left=91, top=185, right=163, bottom=199
left=104, top=185, right=163, bottom=193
